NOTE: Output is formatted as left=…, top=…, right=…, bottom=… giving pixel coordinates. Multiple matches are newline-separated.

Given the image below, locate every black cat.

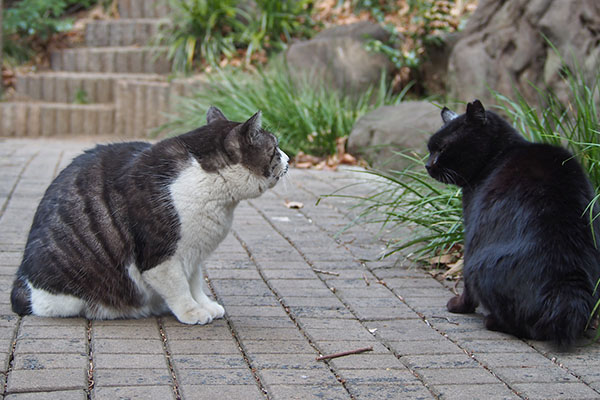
left=426, top=100, right=600, bottom=347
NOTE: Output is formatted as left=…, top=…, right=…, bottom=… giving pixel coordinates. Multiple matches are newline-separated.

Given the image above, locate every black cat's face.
left=426, top=100, right=490, bottom=187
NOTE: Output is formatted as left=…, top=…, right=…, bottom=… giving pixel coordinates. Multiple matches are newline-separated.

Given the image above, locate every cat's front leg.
left=142, top=259, right=214, bottom=325
left=189, top=267, right=225, bottom=320
left=447, top=285, right=478, bottom=314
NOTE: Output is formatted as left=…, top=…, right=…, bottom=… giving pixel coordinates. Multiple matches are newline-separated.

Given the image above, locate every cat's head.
left=205, top=106, right=289, bottom=192
left=426, top=100, right=521, bottom=187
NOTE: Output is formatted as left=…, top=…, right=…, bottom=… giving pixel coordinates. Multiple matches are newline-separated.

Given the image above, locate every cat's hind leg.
left=142, top=259, right=215, bottom=325
left=447, top=286, right=478, bottom=314
left=189, top=267, right=225, bottom=321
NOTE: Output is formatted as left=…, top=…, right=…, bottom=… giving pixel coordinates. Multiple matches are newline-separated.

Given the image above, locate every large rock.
left=348, top=101, right=441, bottom=170
left=447, top=0, right=600, bottom=105
left=286, top=21, right=395, bottom=95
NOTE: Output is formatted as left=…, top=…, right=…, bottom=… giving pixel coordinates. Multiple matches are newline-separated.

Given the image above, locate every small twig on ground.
left=431, top=315, right=459, bottom=325
left=313, top=269, right=340, bottom=276
left=362, top=272, right=370, bottom=286
left=316, top=346, right=373, bottom=361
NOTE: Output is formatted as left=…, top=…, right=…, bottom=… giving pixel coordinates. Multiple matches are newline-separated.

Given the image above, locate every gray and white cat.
left=11, top=107, right=288, bottom=324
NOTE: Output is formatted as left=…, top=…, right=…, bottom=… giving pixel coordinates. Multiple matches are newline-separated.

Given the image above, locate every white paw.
left=202, top=299, right=225, bottom=320
left=175, top=306, right=214, bottom=325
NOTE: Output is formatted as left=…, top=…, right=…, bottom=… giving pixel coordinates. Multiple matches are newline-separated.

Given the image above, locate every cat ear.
left=466, top=100, right=487, bottom=125
left=441, top=107, right=458, bottom=124
left=206, top=106, right=228, bottom=124
left=240, top=111, right=262, bottom=145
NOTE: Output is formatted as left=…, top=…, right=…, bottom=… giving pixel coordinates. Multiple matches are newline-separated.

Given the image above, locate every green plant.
left=73, top=88, right=89, bottom=104
left=344, top=51, right=600, bottom=265
left=332, top=151, right=463, bottom=261
left=158, top=0, right=315, bottom=72
left=2, top=0, right=97, bottom=64
left=158, top=62, right=407, bottom=156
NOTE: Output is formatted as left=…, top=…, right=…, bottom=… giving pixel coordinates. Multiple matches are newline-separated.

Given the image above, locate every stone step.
left=115, top=76, right=208, bottom=137
left=118, top=0, right=170, bottom=19
left=85, top=19, right=166, bottom=47
left=50, top=46, right=171, bottom=74
left=0, top=102, right=115, bottom=137
left=15, top=72, right=165, bottom=103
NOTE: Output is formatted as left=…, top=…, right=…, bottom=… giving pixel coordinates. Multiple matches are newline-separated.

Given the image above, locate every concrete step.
left=0, top=102, right=115, bottom=137
left=115, top=76, right=208, bottom=137
left=15, top=72, right=165, bottom=103
left=50, top=46, right=171, bottom=74
left=85, top=19, right=166, bottom=47
left=118, top=0, right=170, bottom=19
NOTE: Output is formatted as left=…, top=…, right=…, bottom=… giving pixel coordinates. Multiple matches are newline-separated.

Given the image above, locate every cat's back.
left=466, top=142, right=598, bottom=258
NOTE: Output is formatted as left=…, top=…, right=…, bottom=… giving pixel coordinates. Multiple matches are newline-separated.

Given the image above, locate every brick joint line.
left=157, top=317, right=182, bottom=400
left=230, top=228, right=358, bottom=399
left=203, top=274, right=270, bottom=400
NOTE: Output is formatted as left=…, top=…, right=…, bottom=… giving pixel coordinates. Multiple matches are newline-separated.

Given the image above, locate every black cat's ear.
left=206, top=106, right=228, bottom=124
left=466, top=100, right=486, bottom=125
left=240, top=111, right=262, bottom=145
left=441, top=107, right=458, bottom=124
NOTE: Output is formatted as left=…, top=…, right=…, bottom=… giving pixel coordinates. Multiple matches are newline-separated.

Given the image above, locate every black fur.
left=427, top=100, right=600, bottom=347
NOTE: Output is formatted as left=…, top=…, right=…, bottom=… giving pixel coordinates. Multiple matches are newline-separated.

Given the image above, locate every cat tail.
left=11, top=275, right=32, bottom=316
left=535, top=284, right=591, bottom=349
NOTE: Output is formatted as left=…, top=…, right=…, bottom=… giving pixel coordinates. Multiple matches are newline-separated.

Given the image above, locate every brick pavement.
left=1, top=138, right=600, bottom=399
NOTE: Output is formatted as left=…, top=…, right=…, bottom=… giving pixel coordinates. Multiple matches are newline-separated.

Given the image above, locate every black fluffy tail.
left=535, top=285, right=591, bottom=349
left=11, top=276, right=32, bottom=316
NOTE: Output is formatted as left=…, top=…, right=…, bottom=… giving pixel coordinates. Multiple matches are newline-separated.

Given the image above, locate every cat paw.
left=175, top=307, right=214, bottom=325
left=447, top=295, right=476, bottom=314
left=201, top=299, right=225, bottom=320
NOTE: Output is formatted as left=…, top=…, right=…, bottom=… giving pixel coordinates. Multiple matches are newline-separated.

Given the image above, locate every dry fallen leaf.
left=442, top=259, right=464, bottom=278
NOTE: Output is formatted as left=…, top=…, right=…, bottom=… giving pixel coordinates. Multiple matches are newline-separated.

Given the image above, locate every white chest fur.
left=169, top=158, right=239, bottom=269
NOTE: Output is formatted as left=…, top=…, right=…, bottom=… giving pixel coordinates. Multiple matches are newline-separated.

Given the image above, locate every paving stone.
left=475, top=352, right=557, bottom=368
left=494, top=366, right=580, bottom=384
left=176, top=368, right=255, bottom=385
left=5, top=390, right=87, bottom=400
left=515, top=382, right=600, bottom=399
left=92, top=324, right=159, bottom=339
left=401, top=354, right=480, bottom=370
left=93, top=385, right=176, bottom=400
left=345, top=383, right=433, bottom=400
left=258, top=369, right=340, bottom=385
left=18, top=324, right=87, bottom=339
left=430, top=383, right=520, bottom=399
left=179, top=384, right=264, bottom=400
left=365, top=319, right=445, bottom=342
left=265, top=384, right=350, bottom=400
left=242, top=340, right=315, bottom=355
left=6, top=368, right=87, bottom=393
left=167, top=339, right=240, bottom=355
left=229, top=316, right=297, bottom=329
left=329, top=354, right=405, bottom=370
left=225, top=305, right=289, bottom=318
left=416, top=367, right=500, bottom=385
left=12, top=353, right=88, bottom=370
left=387, top=338, right=465, bottom=356
left=218, top=295, right=281, bottom=307
left=235, top=327, right=306, bottom=341
left=338, top=368, right=423, bottom=385
left=94, top=368, right=172, bottom=387
left=248, top=353, right=327, bottom=370
left=94, top=354, right=168, bottom=369
left=15, top=338, right=86, bottom=354
left=92, top=339, right=164, bottom=354
left=458, top=338, right=538, bottom=354
left=171, top=354, right=247, bottom=370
